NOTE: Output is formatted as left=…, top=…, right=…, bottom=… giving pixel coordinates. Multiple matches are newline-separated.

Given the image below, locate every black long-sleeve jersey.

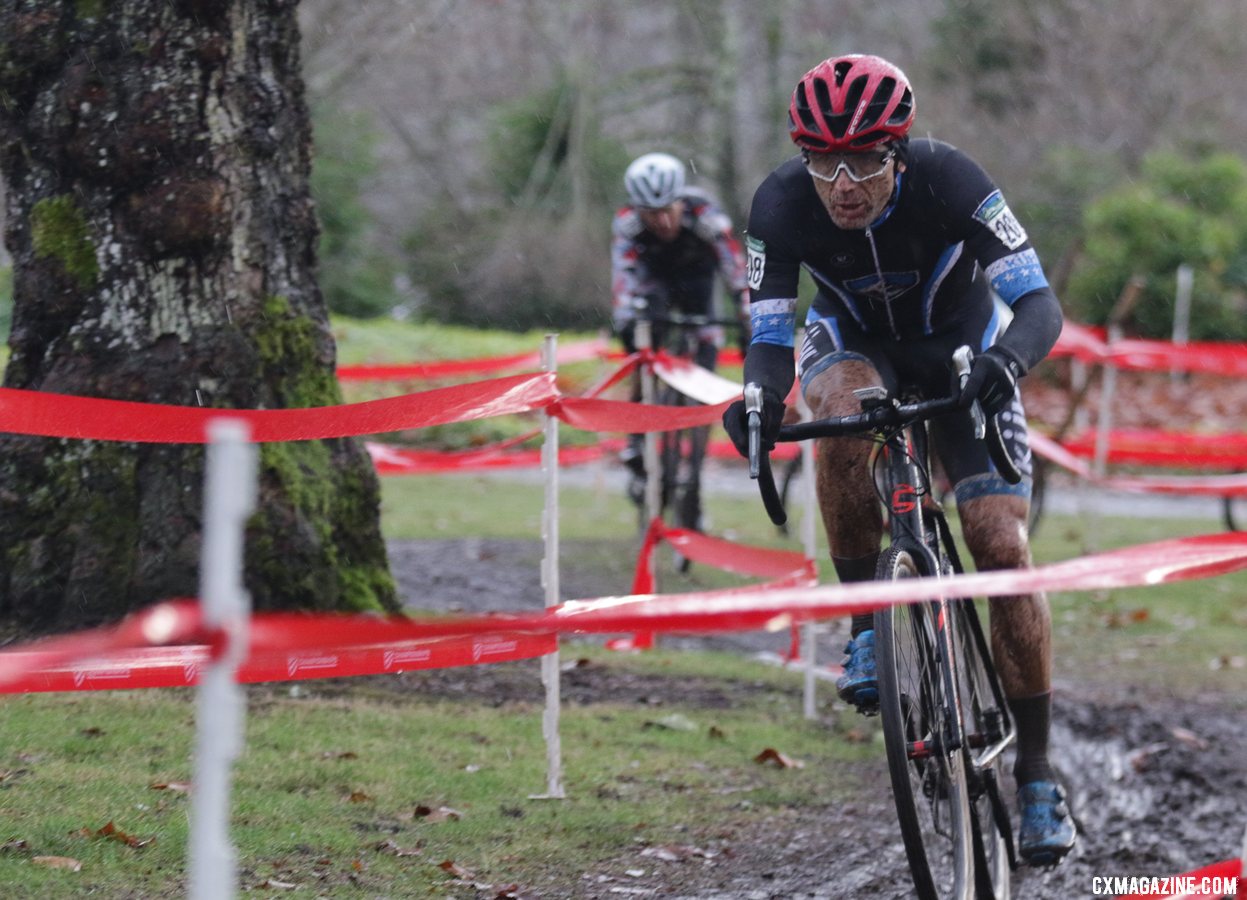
left=743, top=138, right=1061, bottom=392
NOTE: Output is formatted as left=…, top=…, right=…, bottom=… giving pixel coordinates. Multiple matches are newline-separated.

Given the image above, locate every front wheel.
left=1026, top=460, right=1046, bottom=537
left=1223, top=478, right=1247, bottom=532
left=951, top=600, right=1014, bottom=900
left=875, top=546, right=974, bottom=900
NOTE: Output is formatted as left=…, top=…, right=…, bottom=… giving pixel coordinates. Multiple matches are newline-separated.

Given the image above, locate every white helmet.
left=624, top=152, right=686, bottom=209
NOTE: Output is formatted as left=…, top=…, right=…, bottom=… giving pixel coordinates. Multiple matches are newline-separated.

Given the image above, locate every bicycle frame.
left=744, top=346, right=1023, bottom=897
left=880, top=409, right=1016, bottom=772
left=877, top=412, right=969, bottom=756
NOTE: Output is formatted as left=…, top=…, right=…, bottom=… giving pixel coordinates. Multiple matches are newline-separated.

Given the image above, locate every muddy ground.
left=388, top=538, right=1246, bottom=900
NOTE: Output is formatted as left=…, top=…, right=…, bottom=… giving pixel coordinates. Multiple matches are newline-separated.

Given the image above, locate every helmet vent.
left=860, top=77, right=896, bottom=130
left=794, top=82, right=819, bottom=134
left=888, top=88, right=915, bottom=125
left=832, top=59, right=853, bottom=87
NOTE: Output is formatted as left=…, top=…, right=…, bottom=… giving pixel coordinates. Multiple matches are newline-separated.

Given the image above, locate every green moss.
left=254, top=295, right=341, bottom=408
left=31, top=195, right=99, bottom=290
left=245, top=296, right=394, bottom=611
left=253, top=441, right=393, bottom=612
left=336, top=564, right=393, bottom=613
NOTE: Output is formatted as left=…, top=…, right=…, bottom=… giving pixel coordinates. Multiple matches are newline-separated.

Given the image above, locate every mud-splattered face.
left=805, top=150, right=900, bottom=230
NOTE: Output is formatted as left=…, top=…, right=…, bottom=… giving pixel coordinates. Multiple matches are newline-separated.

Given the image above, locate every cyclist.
left=611, top=152, right=751, bottom=495
left=722, top=54, right=1076, bottom=865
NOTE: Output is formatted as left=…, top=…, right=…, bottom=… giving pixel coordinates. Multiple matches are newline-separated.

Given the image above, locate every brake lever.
left=744, top=382, right=787, bottom=526
left=745, top=383, right=763, bottom=479
left=952, top=345, right=986, bottom=440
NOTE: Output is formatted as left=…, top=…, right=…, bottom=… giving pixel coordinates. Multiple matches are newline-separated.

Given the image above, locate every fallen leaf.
left=418, top=805, right=463, bottom=823
left=346, top=790, right=373, bottom=804
left=322, top=750, right=358, bottom=760
left=639, top=844, right=717, bottom=862
left=752, top=748, right=805, bottom=769
left=640, top=846, right=682, bottom=862
left=374, top=838, right=422, bottom=857
left=438, top=859, right=474, bottom=879
left=149, top=781, right=191, bottom=793
left=1126, top=741, right=1170, bottom=772
left=80, top=727, right=105, bottom=738
left=707, top=726, right=726, bottom=740
left=32, top=855, right=82, bottom=871
left=1168, top=726, right=1209, bottom=750
left=90, top=821, right=155, bottom=848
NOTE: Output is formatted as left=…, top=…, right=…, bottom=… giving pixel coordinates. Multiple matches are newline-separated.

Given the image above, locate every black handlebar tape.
left=755, top=449, right=788, bottom=527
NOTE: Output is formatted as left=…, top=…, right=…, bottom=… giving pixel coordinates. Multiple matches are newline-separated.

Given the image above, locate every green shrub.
left=403, top=79, right=629, bottom=332
left=1065, top=150, right=1247, bottom=339
left=310, top=106, right=399, bottom=319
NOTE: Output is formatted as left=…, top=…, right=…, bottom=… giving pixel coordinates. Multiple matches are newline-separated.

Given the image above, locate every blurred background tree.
left=6, top=0, right=1247, bottom=339
left=310, top=105, right=399, bottom=320
left=1067, top=152, right=1247, bottom=339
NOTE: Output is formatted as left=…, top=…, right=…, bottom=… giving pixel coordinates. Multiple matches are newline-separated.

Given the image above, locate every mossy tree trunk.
left=0, top=0, right=397, bottom=632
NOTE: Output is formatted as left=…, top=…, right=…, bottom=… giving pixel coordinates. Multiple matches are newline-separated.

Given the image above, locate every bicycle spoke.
left=876, top=548, right=973, bottom=899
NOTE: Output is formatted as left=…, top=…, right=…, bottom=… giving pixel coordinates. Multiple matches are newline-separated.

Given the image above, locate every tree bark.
left=0, top=0, right=397, bottom=632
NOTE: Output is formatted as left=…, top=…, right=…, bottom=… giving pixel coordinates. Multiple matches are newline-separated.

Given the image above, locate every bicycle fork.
left=883, top=441, right=968, bottom=763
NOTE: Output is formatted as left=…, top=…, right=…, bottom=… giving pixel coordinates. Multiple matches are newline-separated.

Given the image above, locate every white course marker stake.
left=532, top=334, right=566, bottom=799
left=798, top=385, right=821, bottom=720
left=189, top=418, right=257, bottom=900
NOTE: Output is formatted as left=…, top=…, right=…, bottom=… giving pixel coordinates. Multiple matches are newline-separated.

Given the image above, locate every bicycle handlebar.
left=744, top=384, right=788, bottom=526
left=746, top=346, right=1022, bottom=526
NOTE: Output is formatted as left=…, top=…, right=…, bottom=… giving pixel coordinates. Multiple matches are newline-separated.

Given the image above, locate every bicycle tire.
left=875, top=546, right=974, bottom=900
left=950, top=599, right=1012, bottom=900
left=1223, top=476, right=1246, bottom=531
left=1026, top=460, right=1046, bottom=537
left=776, top=453, right=802, bottom=536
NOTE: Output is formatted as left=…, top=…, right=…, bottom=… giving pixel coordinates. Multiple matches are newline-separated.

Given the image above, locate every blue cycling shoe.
left=835, top=629, right=878, bottom=712
left=1017, top=780, right=1077, bottom=866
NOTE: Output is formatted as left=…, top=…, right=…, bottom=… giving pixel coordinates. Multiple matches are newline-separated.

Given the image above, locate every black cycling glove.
left=722, top=387, right=785, bottom=459
left=958, top=346, right=1025, bottom=417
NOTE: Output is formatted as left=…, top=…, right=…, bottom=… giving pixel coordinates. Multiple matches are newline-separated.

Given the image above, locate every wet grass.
left=382, top=470, right=1247, bottom=702
left=0, top=650, right=872, bottom=897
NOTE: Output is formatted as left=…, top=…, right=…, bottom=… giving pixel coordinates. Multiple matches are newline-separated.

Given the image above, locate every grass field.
left=2, top=317, right=1245, bottom=896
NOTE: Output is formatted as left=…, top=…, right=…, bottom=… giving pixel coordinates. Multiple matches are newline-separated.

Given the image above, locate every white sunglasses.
left=804, top=150, right=895, bottom=184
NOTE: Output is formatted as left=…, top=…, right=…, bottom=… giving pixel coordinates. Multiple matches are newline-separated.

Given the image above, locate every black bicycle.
left=629, top=311, right=741, bottom=563
left=775, top=426, right=1046, bottom=537
left=746, top=347, right=1021, bottom=899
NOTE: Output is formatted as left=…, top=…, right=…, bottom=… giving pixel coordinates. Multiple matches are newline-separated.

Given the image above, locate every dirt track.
left=390, top=537, right=1246, bottom=900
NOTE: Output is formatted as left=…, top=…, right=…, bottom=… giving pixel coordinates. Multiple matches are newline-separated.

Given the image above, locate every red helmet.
left=788, top=54, right=915, bottom=152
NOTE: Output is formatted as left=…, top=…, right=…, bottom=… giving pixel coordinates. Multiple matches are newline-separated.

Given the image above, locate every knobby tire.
left=950, top=597, right=1013, bottom=900
left=875, top=546, right=974, bottom=900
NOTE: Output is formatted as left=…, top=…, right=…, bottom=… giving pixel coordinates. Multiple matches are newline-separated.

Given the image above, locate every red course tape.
left=5, top=533, right=1245, bottom=694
